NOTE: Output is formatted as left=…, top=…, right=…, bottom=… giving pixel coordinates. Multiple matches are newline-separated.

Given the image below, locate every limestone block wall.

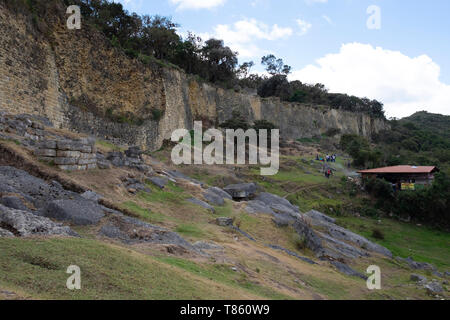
left=35, top=138, right=97, bottom=171
left=0, top=6, right=68, bottom=128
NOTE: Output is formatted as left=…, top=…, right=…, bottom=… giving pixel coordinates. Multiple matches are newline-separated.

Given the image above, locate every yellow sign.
left=401, top=183, right=415, bottom=191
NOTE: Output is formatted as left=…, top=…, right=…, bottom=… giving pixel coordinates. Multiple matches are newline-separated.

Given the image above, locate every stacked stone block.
left=35, top=138, right=97, bottom=171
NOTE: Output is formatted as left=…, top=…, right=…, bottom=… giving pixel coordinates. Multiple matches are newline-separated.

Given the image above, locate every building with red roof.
left=358, top=165, right=439, bottom=187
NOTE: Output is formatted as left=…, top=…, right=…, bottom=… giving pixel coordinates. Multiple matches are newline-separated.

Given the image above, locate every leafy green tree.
left=261, top=54, right=291, bottom=76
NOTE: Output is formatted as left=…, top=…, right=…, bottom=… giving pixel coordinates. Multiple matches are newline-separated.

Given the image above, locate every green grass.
left=297, top=137, right=321, bottom=144
left=213, top=201, right=233, bottom=217
left=0, top=138, right=21, bottom=145
left=335, top=216, right=450, bottom=270
left=0, top=238, right=253, bottom=300
left=121, top=201, right=167, bottom=223
left=157, top=256, right=291, bottom=300
left=175, top=224, right=205, bottom=238
left=302, top=275, right=352, bottom=300
left=139, top=182, right=187, bottom=205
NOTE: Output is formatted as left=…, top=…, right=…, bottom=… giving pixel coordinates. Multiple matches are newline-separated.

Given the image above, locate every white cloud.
left=290, top=43, right=450, bottom=118
left=296, top=19, right=312, bottom=36
left=169, top=0, right=226, bottom=10
left=207, top=19, right=293, bottom=59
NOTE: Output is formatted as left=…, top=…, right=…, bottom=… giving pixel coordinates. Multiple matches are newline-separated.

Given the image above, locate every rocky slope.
left=0, top=112, right=448, bottom=300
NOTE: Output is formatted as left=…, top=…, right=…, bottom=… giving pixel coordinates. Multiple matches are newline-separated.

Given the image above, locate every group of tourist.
left=315, top=153, right=339, bottom=179
left=316, top=154, right=338, bottom=163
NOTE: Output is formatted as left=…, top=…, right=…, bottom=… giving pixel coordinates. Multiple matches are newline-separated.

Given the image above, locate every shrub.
left=151, top=108, right=164, bottom=121
left=294, top=235, right=307, bottom=250
left=363, top=178, right=394, bottom=200
left=325, top=128, right=341, bottom=137
left=219, top=110, right=250, bottom=130
left=372, top=228, right=385, bottom=240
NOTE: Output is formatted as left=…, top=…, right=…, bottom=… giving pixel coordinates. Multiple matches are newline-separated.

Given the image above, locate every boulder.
left=410, top=274, right=427, bottom=283
left=0, top=227, right=14, bottom=237
left=293, top=218, right=324, bottom=254
left=203, top=189, right=225, bottom=206
left=125, top=146, right=142, bottom=159
left=207, top=187, right=232, bottom=200
left=304, top=210, right=336, bottom=224
left=272, top=214, right=291, bottom=228
left=270, top=203, right=302, bottom=221
left=99, top=215, right=200, bottom=253
left=245, top=200, right=276, bottom=215
left=0, top=204, right=78, bottom=237
left=303, top=210, right=392, bottom=258
left=166, top=170, right=204, bottom=186
left=224, top=183, right=257, bottom=199
left=331, top=261, right=368, bottom=280
left=255, top=192, right=300, bottom=213
left=80, top=191, right=104, bottom=202
left=0, top=196, right=28, bottom=211
left=187, top=198, right=215, bottom=213
left=317, top=231, right=369, bottom=259
left=126, top=183, right=151, bottom=194
left=216, top=217, right=233, bottom=227
left=267, top=244, right=316, bottom=265
left=424, top=281, right=443, bottom=295
left=193, top=241, right=224, bottom=251
left=398, top=257, right=437, bottom=271
left=147, top=176, right=169, bottom=189
left=39, top=199, right=105, bottom=225
left=99, top=224, right=129, bottom=241
left=0, top=166, right=80, bottom=209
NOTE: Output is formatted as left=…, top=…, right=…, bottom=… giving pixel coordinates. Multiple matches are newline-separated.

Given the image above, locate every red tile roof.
left=358, top=166, right=438, bottom=174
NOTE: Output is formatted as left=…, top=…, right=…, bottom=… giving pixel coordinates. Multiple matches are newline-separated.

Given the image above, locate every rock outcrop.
left=0, top=204, right=77, bottom=237
left=243, top=190, right=392, bottom=262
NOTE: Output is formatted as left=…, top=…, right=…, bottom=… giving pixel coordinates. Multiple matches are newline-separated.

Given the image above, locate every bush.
left=151, top=108, right=164, bottom=121
left=363, top=178, right=394, bottom=200
left=372, top=228, right=385, bottom=240
left=294, top=235, right=307, bottom=251
left=253, top=120, right=277, bottom=131
left=219, top=110, right=250, bottom=130
left=325, top=128, right=341, bottom=137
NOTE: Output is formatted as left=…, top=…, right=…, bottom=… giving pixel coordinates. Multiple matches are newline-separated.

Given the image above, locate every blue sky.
left=115, top=0, right=450, bottom=118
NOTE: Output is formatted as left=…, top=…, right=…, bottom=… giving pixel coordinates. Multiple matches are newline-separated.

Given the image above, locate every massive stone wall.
left=0, top=6, right=68, bottom=127
left=0, top=4, right=389, bottom=152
